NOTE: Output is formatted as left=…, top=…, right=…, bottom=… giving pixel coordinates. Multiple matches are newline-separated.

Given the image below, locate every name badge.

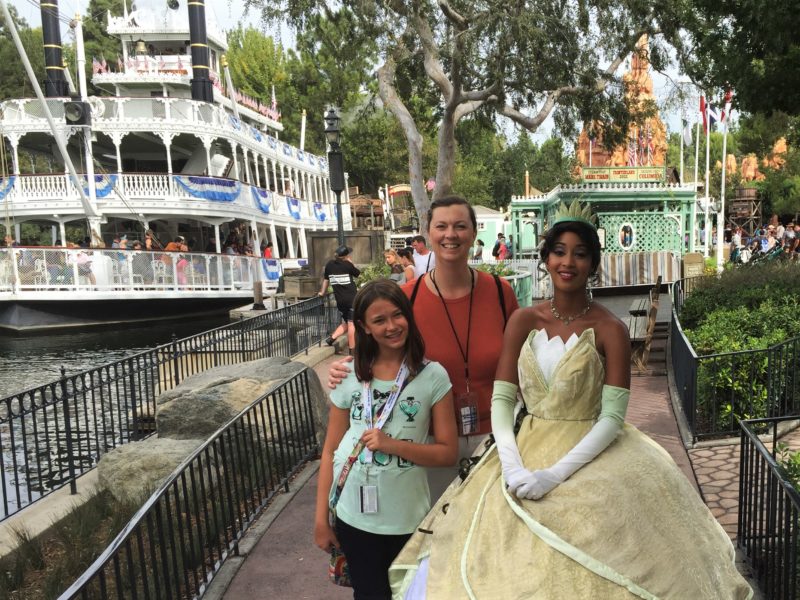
left=455, top=391, right=480, bottom=436
left=360, top=485, right=379, bottom=513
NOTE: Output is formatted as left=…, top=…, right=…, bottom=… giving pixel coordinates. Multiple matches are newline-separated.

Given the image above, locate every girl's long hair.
left=352, top=279, right=425, bottom=382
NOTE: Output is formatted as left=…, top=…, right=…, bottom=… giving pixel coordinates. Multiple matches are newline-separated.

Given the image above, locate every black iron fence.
left=670, top=278, right=800, bottom=440
left=738, top=416, right=800, bottom=599
left=0, top=297, right=337, bottom=520
left=60, top=368, right=318, bottom=599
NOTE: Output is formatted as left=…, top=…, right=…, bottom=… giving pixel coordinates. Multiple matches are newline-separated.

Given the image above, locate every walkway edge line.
left=203, top=459, right=322, bottom=600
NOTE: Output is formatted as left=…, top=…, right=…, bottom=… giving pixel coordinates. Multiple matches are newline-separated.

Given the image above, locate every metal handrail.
left=738, top=416, right=800, bottom=599
left=671, top=277, right=800, bottom=440
left=0, top=296, right=338, bottom=520
left=59, top=368, right=318, bottom=599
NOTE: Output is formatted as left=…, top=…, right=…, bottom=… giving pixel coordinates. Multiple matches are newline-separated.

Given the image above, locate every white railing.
left=2, top=173, right=352, bottom=228
left=0, top=247, right=281, bottom=295
left=0, top=98, right=322, bottom=171
left=468, top=258, right=550, bottom=299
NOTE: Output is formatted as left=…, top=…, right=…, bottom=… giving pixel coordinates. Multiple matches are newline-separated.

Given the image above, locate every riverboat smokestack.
left=187, top=0, right=213, bottom=102
left=40, top=0, right=68, bottom=96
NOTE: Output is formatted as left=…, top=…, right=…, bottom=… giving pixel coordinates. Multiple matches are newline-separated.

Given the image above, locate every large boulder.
left=97, top=437, right=203, bottom=504
left=156, top=357, right=304, bottom=439
left=97, top=356, right=330, bottom=502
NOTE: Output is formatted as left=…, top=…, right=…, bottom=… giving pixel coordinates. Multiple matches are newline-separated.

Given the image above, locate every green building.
left=509, top=168, right=699, bottom=286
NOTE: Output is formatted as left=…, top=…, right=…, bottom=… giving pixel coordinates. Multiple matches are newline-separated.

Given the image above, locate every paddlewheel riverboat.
left=0, top=0, right=351, bottom=332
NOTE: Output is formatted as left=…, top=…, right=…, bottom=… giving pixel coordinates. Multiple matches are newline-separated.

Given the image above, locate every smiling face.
left=428, top=204, right=477, bottom=264
left=361, top=298, right=409, bottom=353
left=546, top=231, right=593, bottom=292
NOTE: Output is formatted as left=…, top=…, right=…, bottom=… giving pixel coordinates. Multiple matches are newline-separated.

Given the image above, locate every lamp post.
left=325, top=107, right=346, bottom=246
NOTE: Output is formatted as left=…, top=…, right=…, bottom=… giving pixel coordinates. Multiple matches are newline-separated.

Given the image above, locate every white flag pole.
left=691, top=118, right=700, bottom=252
left=703, top=107, right=711, bottom=258
left=679, top=115, right=685, bottom=184
left=716, top=105, right=731, bottom=272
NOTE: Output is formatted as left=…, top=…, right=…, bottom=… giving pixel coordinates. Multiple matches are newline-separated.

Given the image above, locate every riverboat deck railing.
left=0, top=247, right=281, bottom=295
left=1, top=172, right=352, bottom=230
left=738, top=416, right=800, bottom=599
left=60, top=368, right=318, bottom=599
left=0, top=296, right=337, bottom=520
left=670, top=277, right=800, bottom=440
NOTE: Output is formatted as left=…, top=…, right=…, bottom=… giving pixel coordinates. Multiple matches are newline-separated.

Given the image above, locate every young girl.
left=314, top=279, right=457, bottom=599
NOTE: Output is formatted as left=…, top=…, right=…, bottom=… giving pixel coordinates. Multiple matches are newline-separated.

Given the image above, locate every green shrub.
left=474, top=262, right=515, bottom=277
left=356, top=261, right=390, bottom=285
left=679, top=262, right=800, bottom=330
left=777, top=442, right=800, bottom=491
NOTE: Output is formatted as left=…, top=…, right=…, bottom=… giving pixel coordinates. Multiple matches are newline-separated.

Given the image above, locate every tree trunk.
left=378, top=58, right=431, bottom=234
left=433, top=108, right=457, bottom=200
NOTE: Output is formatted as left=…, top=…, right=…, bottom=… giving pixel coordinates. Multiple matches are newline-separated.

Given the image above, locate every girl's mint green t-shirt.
left=329, top=361, right=452, bottom=535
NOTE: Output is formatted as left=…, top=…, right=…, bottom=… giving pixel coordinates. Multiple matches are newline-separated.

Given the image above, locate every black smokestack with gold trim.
left=187, top=0, right=213, bottom=102
left=40, top=0, right=68, bottom=97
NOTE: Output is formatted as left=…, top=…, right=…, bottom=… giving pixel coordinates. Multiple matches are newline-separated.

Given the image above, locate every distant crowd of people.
left=730, top=221, right=800, bottom=263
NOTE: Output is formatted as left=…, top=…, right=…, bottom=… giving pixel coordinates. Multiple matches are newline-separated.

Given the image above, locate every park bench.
left=623, top=275, right=662, bottom=372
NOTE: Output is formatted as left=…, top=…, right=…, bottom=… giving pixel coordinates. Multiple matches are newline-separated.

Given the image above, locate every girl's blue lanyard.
left=362, top=362, right=409, bottom=462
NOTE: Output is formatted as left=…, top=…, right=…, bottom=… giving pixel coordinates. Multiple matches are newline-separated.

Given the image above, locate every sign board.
left=682, top=252, right=705, bottom=279
left=729, top=201, right=752, bottom=217
left=581, top=167, right=665, bottom=183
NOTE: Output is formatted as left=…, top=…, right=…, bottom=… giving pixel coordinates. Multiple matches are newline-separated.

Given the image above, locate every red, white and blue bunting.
left=282, top=142, right=293, bottom=157
left=0, top=175, right=15, bottom=200
left=252, top=187, right=272, bottom=213
left=286, top=196, right=301, bottom=220
left=229, top=115, right=242, bottom=130
left=313, top=202, right=327, bottom=222
left=250, top=126, right=263, bottom=142
left=174, top=176, right=241, bottom=202
left=267, top=136, right=277, bottom=149
left=297, top=150, right=305, bottom=162
left=261, top=258, right=282, bottom=280
left=82, top=174, right=118, bottom=198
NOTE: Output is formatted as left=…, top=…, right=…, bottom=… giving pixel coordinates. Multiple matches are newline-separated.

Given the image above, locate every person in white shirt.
left=411, top=235, right=435, bottom=278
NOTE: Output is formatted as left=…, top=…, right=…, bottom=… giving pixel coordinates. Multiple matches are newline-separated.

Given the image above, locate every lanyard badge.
left=362, top=362, right=409, bottom=463
left=431, top=269, right=479, bottom=435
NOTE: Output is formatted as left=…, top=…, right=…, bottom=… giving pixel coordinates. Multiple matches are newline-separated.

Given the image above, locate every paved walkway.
left=209, top=294, right=763, bottom=599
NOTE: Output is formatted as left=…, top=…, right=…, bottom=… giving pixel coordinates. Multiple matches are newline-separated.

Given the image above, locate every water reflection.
left=0, top=317, right=229, bottom=398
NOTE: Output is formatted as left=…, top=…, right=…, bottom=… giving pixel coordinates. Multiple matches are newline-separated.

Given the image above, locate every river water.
left=0, top=316, right=230, bottom=399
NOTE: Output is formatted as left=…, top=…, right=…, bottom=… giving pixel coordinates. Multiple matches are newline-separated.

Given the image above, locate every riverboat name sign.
left=581, top=166, right=665, bottom=183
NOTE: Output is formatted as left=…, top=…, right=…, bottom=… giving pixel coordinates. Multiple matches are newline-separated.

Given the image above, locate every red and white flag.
left=721, top=89, right=733, bottom=123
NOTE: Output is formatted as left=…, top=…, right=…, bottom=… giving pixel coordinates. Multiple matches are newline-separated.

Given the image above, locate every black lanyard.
left=430, top=268, right=475, bottom=391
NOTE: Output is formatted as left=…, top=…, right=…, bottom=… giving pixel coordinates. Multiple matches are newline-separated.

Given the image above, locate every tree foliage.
left=81, top=0, right=124, bottom=92
left=681, top=1, right=800, bottom=117
left=245, top=0, right=693, bottom=232
left=0, top=6, right=45, bottom=99
left=757, top=149, right=800, bottom=219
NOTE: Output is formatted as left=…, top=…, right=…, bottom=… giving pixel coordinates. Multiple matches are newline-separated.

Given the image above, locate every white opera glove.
left=490, top=380, right=529, bottom=490
left=512, top=385, right=630, bottom=500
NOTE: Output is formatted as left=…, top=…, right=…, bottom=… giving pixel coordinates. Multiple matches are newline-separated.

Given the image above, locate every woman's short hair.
left=427, top=195, right=477, bottom=232
left=383, top=248, right=400, bottom=261
left=540, top=221, right=602, bottom=274
left=352, top=279, right=425, bottom=382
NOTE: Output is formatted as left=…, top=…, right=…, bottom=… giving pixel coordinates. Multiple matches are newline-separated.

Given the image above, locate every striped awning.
left=597, top=251, right=679, bottom=287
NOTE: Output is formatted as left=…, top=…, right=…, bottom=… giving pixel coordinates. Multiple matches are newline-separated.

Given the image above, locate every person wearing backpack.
left=491, top=232, right=504, bottom=259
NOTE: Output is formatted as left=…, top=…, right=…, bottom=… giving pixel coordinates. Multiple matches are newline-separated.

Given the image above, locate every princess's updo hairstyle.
left=426, top=195, right=478, bottom=232
left=540, top=221, right=602, bottom=275
left=352, top=279, right=426, bottom=382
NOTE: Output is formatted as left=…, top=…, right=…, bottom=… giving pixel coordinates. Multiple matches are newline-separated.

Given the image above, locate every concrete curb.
left=202, top=460, right=321, bottom=600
